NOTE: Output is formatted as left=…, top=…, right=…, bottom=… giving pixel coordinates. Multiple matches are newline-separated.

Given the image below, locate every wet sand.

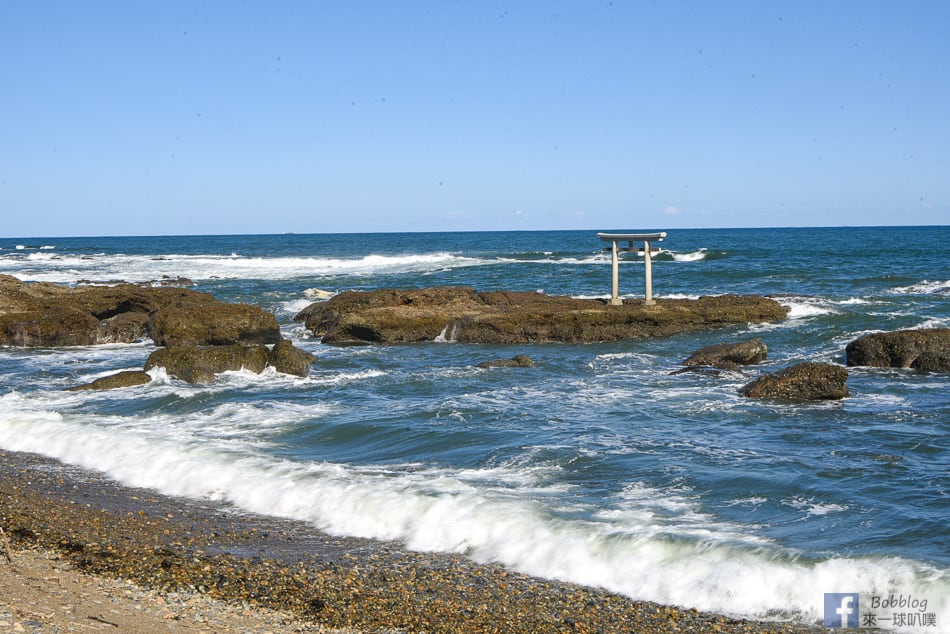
left=0, top=449, right=824, bottom=633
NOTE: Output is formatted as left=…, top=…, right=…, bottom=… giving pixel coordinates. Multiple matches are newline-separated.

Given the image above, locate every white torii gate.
left=597, top=232, right=667, bottom=306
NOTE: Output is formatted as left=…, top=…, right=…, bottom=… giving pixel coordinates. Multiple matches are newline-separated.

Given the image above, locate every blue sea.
left=1, top=227, right=948, bottom=630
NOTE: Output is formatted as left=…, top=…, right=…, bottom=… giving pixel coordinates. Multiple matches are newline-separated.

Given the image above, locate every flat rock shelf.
left=295, top=287, right=789, bottom=345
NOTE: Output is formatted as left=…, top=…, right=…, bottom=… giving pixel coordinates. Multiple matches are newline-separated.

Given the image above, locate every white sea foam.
left=779, top=298, right=840, bottom=319
left=727, top=497, right=769, bottom=507
left=0, top=251, right=492, bottom=284
left=433, top=323, right=459, bottom=343
left=281, top=298, right=316, bottom=315
left=0, top=392, right=948, bottom=630
left=892, top=280, right=950, bottom=295
left=670, top=248, right=708, bottom=262
left=308, top=369, right=387, bottom=386
left=784, top=497, right=850, bottom=518
left=661, top=292, right=702, bottom=299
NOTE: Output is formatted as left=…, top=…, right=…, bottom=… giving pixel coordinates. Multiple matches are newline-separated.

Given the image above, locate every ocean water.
left=1, top=227, right=948, bottom=630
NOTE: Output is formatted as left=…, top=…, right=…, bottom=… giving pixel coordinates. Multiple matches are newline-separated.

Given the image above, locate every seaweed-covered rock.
left=845, top=328, right=950, bottom=371
left=148, top=304, right=280, bottom=347
left=96, top=312, right=151, bottom=344
left=267, top=339, right=316, bottom=377
left=739, top=362, right=849, bottom=400
left=910, top=350, right=950, bottom=372
left=295, top=287, right=788, bottom=345
left=65, top=370, right=152, bottom=391
left=682, top=338, right=768, bottom=368
left=145, top=344, right=270, bottom=384
left=144, top=340, right=316, bottom=383
left=0, top=308, right=100, bottom=346
left=477, top=355, right=535, bottom=369
left=0, top=275, right=279, bottom=348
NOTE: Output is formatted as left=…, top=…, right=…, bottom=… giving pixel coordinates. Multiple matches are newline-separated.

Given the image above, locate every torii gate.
left=597, top=232, right=667, bottom=306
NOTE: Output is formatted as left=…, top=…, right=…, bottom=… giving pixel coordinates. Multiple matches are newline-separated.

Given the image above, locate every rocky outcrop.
left=845, top=328, right=950, bottom=371
left=144, top=340, right=315, bottom=384
left=148, top=304, right=280, bottom=347
left=739, top=362, right=849, bottom=400
left=0, top=275, right=279, bottom=347
left=295, top=287, right=788, bottom=345
left=268, top=339, right=317, bottom=377
left=96, top=312, right=151, bottom=344
left=0, top=308, right=101, bottom=346
left=2, top=275, right=314, bottom=385
left=681, top=338, right=768, bottom=370
left=477, top=355, right=535, bottom=369
left=145, top=344, right=270, bottom=384
left=65, top=371, right=152, bottom=391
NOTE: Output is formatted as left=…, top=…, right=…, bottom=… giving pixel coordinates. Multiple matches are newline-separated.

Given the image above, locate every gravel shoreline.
left=0, top=449, right=824, bottom=633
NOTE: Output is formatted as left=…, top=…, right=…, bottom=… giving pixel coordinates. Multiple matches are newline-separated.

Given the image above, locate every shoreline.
left=0, top=448, right=824, bottom=633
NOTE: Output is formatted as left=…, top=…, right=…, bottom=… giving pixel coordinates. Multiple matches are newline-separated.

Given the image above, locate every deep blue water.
left=1, top=227, right=948, bottom=628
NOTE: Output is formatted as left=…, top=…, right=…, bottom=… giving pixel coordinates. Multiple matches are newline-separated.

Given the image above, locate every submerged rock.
left=669, top=365, right=738, bottom=377
left=682, top=338, right=768, bottom=368
left=477, top=355, right=535, bottom=369
left=845, top=328, right=950, bottom=371
left=295, top=286, right=788, bottom=345
left=65, top=370, right=152, bottom=391
left=739, top=362, right=849, bottom=400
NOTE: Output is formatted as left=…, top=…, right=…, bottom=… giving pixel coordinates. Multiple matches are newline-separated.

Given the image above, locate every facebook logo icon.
left=824, top=593, right=860, bottom=628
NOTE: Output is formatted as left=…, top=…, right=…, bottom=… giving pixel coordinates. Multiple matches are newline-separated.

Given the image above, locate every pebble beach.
left=0, top=449, right=825, bottom=634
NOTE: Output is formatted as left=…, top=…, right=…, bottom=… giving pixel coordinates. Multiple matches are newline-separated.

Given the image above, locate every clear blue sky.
left=2, top=1, right=948, bottom=237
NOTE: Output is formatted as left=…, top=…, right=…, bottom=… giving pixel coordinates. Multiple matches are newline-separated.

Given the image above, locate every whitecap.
left=1, top=395, right=948, bottom=629
left=784, top=496, right=850, bottom=518
left=1, top=251, right=494, bottom=284
left=779, top=298, right=840, bottom=319
left=917, top=317, right=950, bottom=329
left=670, top=248, right=708, bottom=262
left=892, top=280, right=950, bottom=295
left=281, top=298, right=315, bottom=315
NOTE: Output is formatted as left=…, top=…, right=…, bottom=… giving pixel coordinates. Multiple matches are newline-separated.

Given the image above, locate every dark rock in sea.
left=477, top=354, right=535, bottom=369
left=144, top=340, right=315, bottom=383
left=268, top=338, right=316, bottom=377
left=153, top=275, right=194, bottom=287
left=145, top=344, right=271, bottom=384
left=148, top=303, right=280, bottom=347
left=0, top=307, right=100, bottom=346
left=910, top=350, right=950, bottom=372
left=294, top=286, right=788, bottom=345
left=845, top=328, right=950, bottom=371
left=682, top=338, right=768, bottom=368
left=0, top=274, right=278, bottom=348
left=96, top=312, right=150, bottom=344
left=739, top=362, right=849, bottom=400
left=65, top=370, right=152, bottom=391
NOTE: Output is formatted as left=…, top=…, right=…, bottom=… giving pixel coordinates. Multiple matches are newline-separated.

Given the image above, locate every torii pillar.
left=597, top=232, right=667, bottom=306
